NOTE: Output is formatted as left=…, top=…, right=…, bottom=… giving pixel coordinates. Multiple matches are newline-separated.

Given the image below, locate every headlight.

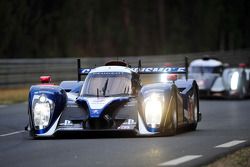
left=230, top=72, right=239, bottom=90
left=32, top=94, right=54, bottom=129
left=160, top=74, right=169, bottom=82
left=144, top=93, right=164, bottom=128
left=197, top=80, right=204, bottom=87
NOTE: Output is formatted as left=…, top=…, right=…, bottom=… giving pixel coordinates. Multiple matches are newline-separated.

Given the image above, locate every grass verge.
left=206, top=147, right=250, bottom=167
left=0, top=88, right=29, bottom=104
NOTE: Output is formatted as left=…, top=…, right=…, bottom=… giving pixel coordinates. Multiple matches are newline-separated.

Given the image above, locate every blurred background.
left=0, top=0, right=249, bottom=58
left=0, top=0, right=250, bottom=102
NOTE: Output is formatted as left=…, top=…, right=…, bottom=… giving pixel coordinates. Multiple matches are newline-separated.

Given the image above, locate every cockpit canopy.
left=190, top=66, right=223, bottom=74
left=80, top=72, right=132, bottom=97
left=189, top=58, right=223, bottom=74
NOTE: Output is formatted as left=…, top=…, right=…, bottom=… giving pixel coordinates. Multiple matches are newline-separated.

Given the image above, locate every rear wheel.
left=190, top=85, right=199, bottom=131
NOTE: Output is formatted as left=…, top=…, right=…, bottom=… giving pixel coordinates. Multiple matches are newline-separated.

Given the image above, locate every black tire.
left=28, top=123, right=37, bottom=139
left=167, top=96, right=178, bottom=136
left=27, top=113, right=37, bottom=139
left=239, top=84, right=246, bottom=99
left=238, top=72, right=247, bottom=99
left=190, top=85, right=199, bottom=131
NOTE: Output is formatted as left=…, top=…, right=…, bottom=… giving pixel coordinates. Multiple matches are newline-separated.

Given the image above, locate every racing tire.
left=190, top=84, right=199, bottom=131
left=167, top=96, right=178, bottom=136
left=27, top=109, right=37, bottom=139
left=29, top=131, right=37, bottom=139
left=28, top=123, right=37, bottom=139
left=238, top=73, right=247, bottom=99
left=239, top=84, right=246, bottom=99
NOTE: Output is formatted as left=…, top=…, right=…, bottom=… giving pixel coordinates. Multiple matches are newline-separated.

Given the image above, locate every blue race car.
left=26, top=59, right=201, bottom=138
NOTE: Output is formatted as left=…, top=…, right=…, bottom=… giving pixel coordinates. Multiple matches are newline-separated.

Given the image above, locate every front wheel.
left=166, top=98, right=177, bottom=136
left=239, top=84, right=246, bottom=99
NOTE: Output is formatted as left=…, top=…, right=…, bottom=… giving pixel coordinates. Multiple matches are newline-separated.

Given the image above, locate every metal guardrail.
left=0, top=50, right=249, bottom=88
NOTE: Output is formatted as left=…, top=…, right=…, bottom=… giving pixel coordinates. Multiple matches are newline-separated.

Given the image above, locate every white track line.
left=0, top=130, right=25, bottom=137
left=0, top=105, right=7, bottom=108
left=215, top=140, right=246, bottom=148
left=158, top=155, right=202, bottom=166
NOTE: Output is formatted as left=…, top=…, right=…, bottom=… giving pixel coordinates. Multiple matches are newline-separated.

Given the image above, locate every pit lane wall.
left=0, top=49, right=249, bottom=88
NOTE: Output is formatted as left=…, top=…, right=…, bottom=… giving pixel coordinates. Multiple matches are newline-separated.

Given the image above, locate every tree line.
left=0, top=0, right=249, bottom=58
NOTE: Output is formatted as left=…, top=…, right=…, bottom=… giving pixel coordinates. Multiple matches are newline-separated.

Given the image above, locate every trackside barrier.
left=0, top=49, right=249, bottom=88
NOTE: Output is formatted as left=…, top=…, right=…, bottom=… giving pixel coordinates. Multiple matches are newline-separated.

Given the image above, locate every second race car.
left=189, top=57, right=250, bottom=98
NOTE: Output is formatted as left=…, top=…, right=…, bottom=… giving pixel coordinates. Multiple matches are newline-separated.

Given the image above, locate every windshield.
left=190, top=66, right=223, bottom=74
left=81, top=72, right=132, bottom=97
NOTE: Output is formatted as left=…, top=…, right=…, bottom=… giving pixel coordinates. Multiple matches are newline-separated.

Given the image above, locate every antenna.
left=77, top=58, right=81, bottom=81
left=138, top=60, right=142, bottom=73
left=185, top=56, right=189, bottom=80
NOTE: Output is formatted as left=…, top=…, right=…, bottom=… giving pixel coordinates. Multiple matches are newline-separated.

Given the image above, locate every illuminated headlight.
left=230, top=72, right=239, bottom=90
left=197, top=80, right=204, bottom=86
left=32, top=94, right=54, bottom=129
left=160, top=74, right=169, bottom=82
left=39, top=94, right=47, bottom=103
left=144, top=93, right=164, bottom=128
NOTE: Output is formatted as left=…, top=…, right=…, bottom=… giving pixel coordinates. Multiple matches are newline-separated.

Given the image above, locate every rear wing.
left=132, top=67, right=186, bottom=74
left=77, top=57, right=189, bottom=81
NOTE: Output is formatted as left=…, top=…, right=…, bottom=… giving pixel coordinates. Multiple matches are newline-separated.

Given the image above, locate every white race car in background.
left=189, top=57, right=250, bottom=98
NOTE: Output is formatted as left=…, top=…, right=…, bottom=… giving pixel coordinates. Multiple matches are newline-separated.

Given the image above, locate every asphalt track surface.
left=0, top=100, right=250, bottom=167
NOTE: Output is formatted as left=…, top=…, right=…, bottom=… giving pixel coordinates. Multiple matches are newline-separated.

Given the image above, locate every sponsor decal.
left=59, top=120, right=73, bottom=126
left=81, top=97, right=129, bottom=118
left=134, top=67, right=186, bottom=73
left=118, top=119, right=136, bottom=129
left=86, top=97, right=118, bottom=110
left=118, top=125, right=131, bottom=130
left=80, top=68, right=91, bottom=74
left=92, top=110, right=100, bottom=114
left=34, top=91, right=55, bottom=95
left=80, top=67, right=185, bottom=74
left=93, top=72, right=125, bottom=75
